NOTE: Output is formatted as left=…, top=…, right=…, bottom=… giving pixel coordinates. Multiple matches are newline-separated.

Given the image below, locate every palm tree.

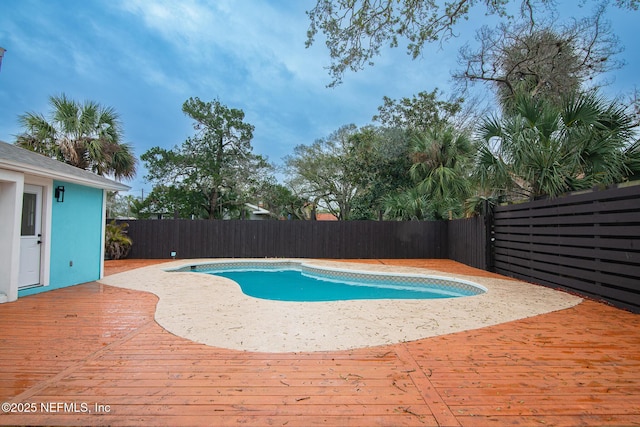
left=474, top=92, right=636, bottom=201
left=411, top=126, right=474, bottom=219
left=384, top=125, right=474, bottom=220
left=16, top=94, right=136, bottom=180
left=383, top=187, right=430, bottom=220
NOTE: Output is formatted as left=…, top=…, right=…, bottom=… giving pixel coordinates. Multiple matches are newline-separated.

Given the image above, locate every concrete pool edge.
left=166, top=259, right=489, bottom=298
left=99, top=258, right=583, bottom=353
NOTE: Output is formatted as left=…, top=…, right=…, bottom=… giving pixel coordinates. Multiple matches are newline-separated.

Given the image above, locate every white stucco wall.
left=0, top=170, right=24, bottom=301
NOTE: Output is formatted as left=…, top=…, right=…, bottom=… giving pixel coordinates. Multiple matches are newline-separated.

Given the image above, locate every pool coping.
left=167, top=259, right=488, bottom=298
left=99, top=258, right=582, bottom=353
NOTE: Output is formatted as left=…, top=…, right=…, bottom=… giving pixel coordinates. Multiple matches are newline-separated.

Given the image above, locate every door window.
left=21, top=192, right=37, bottom=236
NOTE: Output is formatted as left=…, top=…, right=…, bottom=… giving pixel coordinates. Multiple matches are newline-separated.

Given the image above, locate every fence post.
left=483, top=200, right=495, bottom=272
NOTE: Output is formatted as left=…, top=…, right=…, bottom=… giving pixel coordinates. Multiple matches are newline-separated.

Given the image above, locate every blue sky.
left=1, top=1, right=638, bottom=198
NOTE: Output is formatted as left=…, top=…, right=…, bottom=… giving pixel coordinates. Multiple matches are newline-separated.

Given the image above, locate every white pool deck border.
left=99, top=258, right=582, bottom=353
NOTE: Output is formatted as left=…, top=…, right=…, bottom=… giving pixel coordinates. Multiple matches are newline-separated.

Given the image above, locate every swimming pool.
left=101, top=259, right=581, bottom=352
left=173, top=260, right=486, bottom=302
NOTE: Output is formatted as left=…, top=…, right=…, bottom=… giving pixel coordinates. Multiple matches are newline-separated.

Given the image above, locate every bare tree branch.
left=306, top=0, right=636, bottom=87
left=453, top=4, right=624, bottom=109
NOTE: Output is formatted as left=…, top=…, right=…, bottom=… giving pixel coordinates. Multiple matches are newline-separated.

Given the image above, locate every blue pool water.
left=208, top=268, right=476, bottom=302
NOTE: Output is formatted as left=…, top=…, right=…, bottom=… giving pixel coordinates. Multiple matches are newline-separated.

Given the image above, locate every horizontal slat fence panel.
left=493, top=184, right=640, bottom=312
left=117, top=220, right=448, bottom=260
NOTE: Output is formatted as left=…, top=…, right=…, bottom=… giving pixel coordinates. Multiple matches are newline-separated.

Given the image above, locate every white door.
left=18, top=185, right=43, bottom=287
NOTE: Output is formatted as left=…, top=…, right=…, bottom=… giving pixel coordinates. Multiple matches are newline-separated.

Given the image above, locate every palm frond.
left=15, top=94, right=136, bottom=180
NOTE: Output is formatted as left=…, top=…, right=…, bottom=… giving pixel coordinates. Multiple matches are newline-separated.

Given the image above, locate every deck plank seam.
left=394, top=343, right=461, bottom=427
left=6, top=320, right=156, bottom=403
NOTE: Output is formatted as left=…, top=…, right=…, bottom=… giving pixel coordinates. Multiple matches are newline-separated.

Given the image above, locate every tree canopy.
left=16, top=94, right=136, bottom=180
left=140, top=98, right=271, bottom=219
left=347, top=127, right=414, bottom=219
left=306, top=0, right=638, bottom=87
left=373, top=88, right=465, bottom=132
left=384, top=125, right=475, bottom=220
left=285, top=124, right=364, bottom=220
left=474, top=91, right=638, bottom=200
left=285, top=124, right=418, bottom=221
left=454, top=4, right=624, bottom=110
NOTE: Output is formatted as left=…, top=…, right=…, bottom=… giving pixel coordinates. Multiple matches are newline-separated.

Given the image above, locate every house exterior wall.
left=0, top=170, right=24, bottom=301
left=19, top=181, right=105, bottom=297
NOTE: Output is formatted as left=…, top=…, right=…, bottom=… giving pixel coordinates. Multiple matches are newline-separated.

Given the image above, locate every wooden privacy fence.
left=120, top=220, right=450, bottom=260
left=447, top=215, right=491, bottom=270
left=493, top=184, right=640, bottom=313
left=114, top=183, right=640, bottom=311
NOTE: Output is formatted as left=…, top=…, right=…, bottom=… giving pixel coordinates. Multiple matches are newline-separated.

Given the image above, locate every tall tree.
left=131, top=185, right=210, bottom=219
left=474, top=91, right=637, bottom=201
left=385, top=125, right=474, bottom=220
left=373, top=88, right=465, bottom=132
left=251, top=181, right=310, bottom=220
left=16, top=94, right=136, bottom=180
left=285, top=124, right=364, bottom=220
left=106, top=192, right=138, bottom=219
left=347, top=127, right=413, bottom=219
left=141, top=98, right=271, bottom=219
left=305, top=0, right=637, bottom=87
left=372, top=87, right=486, bottom=138
left=454, top=5, right=623, bottom=110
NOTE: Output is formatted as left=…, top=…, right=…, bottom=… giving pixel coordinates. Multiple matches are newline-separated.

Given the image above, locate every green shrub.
left=105, top=221, right=133, bottom=260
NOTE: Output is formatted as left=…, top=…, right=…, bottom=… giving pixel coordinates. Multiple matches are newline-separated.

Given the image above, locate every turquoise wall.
left=19, top=181, right=104, bottom=297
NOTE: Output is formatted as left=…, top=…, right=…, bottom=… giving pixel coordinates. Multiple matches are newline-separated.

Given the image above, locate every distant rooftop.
left=316, top=212, right=338, bottom=221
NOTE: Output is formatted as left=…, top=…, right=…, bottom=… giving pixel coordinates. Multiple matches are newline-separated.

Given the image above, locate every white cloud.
left=114, top=0, right=327, bottom=89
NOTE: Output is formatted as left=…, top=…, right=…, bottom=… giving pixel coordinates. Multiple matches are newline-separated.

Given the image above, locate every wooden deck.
left=1, top=259, right=639, bottom=426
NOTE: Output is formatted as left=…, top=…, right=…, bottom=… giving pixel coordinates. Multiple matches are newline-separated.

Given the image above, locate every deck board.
left=0, top=259, right=639, bottom=426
